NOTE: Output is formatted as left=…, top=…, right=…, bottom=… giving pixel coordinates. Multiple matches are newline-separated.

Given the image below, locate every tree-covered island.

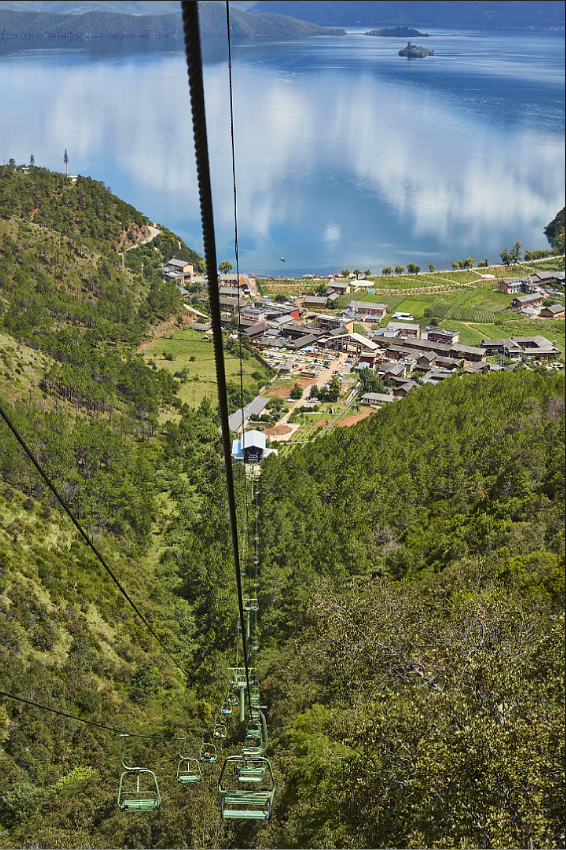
left=366, top=26, right=429, bottom=37
left=399, top=40, right=435, bottom=58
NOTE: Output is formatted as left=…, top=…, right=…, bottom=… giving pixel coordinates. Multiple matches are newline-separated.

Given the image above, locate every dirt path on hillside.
left=126, top=224, right=160, bottom=251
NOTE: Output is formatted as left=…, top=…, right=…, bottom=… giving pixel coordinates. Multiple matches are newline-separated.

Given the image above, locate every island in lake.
left=366, top=27, right=429, bottom=38
left=399, top=41, right=435, bottom=58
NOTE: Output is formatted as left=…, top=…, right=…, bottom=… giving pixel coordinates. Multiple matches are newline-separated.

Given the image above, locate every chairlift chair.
left=219, top=755, right=275, bottom=820
left=199, top=742, right=218, bottom=763
left=213, top=719, right=228, bottom=740
left=117, top=735, right=161, bottom=812
left=177, top=741, right=202, bottom=783
left=237, top=755, right=267, bottom=784
left=199, top=730, right=218, bottom=763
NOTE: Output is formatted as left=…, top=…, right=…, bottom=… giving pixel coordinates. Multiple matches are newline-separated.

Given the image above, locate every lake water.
left=0, top=28, right=564, bottom=276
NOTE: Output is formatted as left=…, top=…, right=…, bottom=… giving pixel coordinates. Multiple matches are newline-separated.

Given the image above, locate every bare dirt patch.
left=269, top=377, right=315, bottom=398
left=264, top=424, right=293, bottom=436
left=336, top=409, right=375, bottom=427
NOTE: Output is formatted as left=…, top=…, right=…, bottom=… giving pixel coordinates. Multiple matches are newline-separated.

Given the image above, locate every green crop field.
left=437, top=321, right=487, bottom=346
left=143, top=329, right=272, bottom=409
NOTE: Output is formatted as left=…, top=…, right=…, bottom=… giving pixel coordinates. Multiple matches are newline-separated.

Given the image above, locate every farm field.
left=142, top=329, right=272, bottom=410
left=437, top=321, right=488, bottom=346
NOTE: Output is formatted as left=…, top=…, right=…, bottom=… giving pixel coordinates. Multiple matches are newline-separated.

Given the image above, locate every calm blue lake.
left=0, top=28, right=564, bottom=275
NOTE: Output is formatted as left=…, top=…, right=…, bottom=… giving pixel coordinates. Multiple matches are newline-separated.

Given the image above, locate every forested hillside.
left=0, top=3, right=346, bottom=39
left=0, top=166, right=564, bottom=848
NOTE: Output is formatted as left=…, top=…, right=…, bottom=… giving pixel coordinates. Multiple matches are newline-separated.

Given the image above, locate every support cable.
left=0, top=404, right=190, bottom=679
left=0, top=690, right=185, bottom=740
left=181, top=0, right=253, bottom=719
left=226, top=0, right=251, bottom=569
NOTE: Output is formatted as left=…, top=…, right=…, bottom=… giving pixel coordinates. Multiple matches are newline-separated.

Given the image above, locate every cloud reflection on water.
left=0, top=32, right=563, bottom=272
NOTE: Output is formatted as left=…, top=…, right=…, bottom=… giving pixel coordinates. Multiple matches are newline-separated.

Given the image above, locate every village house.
left=165, top=258, right=194, bottom=276
left=435, top=356, right=462, bottom=370
left=540, top=304, right=565, bottom=318
left=511, top=293, right=543, bottom=309
left=276, top=322, right=318, bottom=340
left=415, top=351, right=437, bottom=370
left=328, top=280, right=350, bottom=295
left=163, top=257, right=193, bottom=284
left=379, top=361, right=407, bottom=379
left=421, top=326, right=459, bottom=344
left=498, top=277, right=529, bottom=295
left=360, top=392, right=396, bottom=407
left=530, top=270, right=565, bottom=287
left=219, top=296, right=238, bottom=314
left=240, top=306, right=269, bottom=323
left=218, top=286, right=240, bottom=298
left=393, top=380, right=418, bottom=397
left=219, top=274, right=252, bottom=296
left=387, top=322, right=420, bottom=338
left=345, top=301, right=387, bottom=321
left=303, top=295, right=328, bottom=310
left=313, top=313, right=353, bottom=332
left=385, top=344, right=414, bottom=361
left=284, top=333, right=321, bottom=351
left=480, top=338, right=523, bottom=358
left=397, top=338, right=486, bottom=362
left=512, top=336, right=561, bottom=359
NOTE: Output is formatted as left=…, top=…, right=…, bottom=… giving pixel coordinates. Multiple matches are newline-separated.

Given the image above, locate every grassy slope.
left=143, top=329, right=272, bottom=412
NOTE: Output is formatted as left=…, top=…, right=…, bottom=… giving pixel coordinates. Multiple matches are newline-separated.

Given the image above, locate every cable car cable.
left=226, top=0, right=251, bottom=561
left=0, top=689, right=185, bottom=740
left=0, top=404, right=190, bottom=679
left=181, top=0, right=253, bottom=720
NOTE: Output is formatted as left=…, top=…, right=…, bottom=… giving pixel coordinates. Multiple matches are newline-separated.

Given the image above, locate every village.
left=157, top=257, right=565, bottom=451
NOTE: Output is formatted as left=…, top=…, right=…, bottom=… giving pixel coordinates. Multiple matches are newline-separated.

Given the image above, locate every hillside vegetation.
left=0, top=167, right=564, bottom=848
left=0, top=3, right=346, bottom=39
left=249, top=0, right=566, bottom=30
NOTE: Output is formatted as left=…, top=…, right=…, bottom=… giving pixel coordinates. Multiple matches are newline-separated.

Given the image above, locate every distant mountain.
left=0, top=0, right=181, bottom=13
left=248, top=1, right=565, bottom=30
left=0, top=1, right=257, bottom=13
left=0, top=2, right=346, bottom=38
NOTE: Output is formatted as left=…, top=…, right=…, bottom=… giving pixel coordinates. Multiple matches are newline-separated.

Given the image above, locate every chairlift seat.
left=219, top=756, right=274, bottom=820
left=117, top=736, right=161, bottom=812
left=177, top=757, right=202, bottom=784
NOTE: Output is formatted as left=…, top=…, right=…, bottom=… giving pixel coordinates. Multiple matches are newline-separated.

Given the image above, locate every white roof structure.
left=231, top=430, right=278, bottom=461
left=348, top=332, right=379, bottom=351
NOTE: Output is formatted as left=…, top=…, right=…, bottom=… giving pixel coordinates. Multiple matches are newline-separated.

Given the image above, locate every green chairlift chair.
left=176, top=741, right=202, bottom=784
left=237, top=756, right=267, bottom=784
left=219, top=755, right=275, bottom=820
left=199, top=730, right=218, bottom=763
left=117, top=735, right=161, bottom=812
left=250, top=685, right=260, bottom=707
left=213, top=718, right=228, bottom=740
left=242, top=710, right=268, bottom=756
